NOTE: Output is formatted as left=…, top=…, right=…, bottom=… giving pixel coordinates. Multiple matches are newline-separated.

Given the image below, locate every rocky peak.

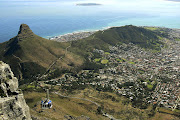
left=0, top=61, right=31, bottom=120
left=3, top=24, right=32, bottom=56
left=17, top=24, right=34, bottom=40
left=18, top=24, right=33, bottom=35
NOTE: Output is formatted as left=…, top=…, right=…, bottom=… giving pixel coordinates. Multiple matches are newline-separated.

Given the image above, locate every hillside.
left=69, top=25, right=163, bottom=56
left=1, top=24, right=178, bottom=120
left=0, top=24, right=163, bottom=84
left=0, top=24, right=83, bottom=84
left=23, top=87, right=180, bottom=120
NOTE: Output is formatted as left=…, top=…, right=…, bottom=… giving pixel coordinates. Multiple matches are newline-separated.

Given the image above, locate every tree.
left=97, top=106, right=102, bottom=114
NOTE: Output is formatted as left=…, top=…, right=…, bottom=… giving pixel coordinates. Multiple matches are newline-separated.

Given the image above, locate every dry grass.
left=23, top=87, right=180, bottom=120
left=24, top=91, right=108, bottom=120
left=150, top=112, right=179, bottom=120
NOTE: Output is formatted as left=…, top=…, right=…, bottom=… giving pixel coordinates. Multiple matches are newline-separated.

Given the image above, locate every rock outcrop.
left=0, top=61, right=18, bottom=97
left=0, top=61, right=31, bottom=120
left=17, top=24, right=34, bottom=40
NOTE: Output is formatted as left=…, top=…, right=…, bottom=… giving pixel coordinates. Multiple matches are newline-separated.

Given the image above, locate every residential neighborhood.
left=43, top=32, right=180, bottom=111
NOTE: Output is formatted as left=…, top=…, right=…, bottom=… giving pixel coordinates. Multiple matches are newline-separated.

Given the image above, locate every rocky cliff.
left=0, top=61, right=31, bottom=120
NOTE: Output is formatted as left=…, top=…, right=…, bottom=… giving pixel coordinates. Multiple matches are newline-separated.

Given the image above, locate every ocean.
left=0, top=0, right=180, bottom=43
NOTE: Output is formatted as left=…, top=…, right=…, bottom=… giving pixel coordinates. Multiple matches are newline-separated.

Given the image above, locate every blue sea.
left=0, top=0, right=180, bottom=43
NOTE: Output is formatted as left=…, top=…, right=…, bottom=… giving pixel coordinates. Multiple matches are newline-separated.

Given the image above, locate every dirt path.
left=40, top=43, right=72, bottom=78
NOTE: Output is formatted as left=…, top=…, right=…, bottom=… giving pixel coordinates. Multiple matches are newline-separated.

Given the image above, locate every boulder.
left=0, top=61, right=18, bottom=97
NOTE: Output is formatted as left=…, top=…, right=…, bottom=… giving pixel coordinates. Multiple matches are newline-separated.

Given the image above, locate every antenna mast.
left=46, top=89, right=49, bottom=100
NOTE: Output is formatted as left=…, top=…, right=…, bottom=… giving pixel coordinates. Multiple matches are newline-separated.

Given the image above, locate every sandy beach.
left=49, top=31, right=96, bottom=42
left=49, top=26, right=112, bottom=42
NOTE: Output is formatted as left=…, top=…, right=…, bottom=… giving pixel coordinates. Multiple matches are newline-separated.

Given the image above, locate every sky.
left=0, top=0, right=179, bottom=42
left=167, top=0, right=180, bottom=2
left=0, top=0, right=179, bottom=20
left=1, top=0, right=179, bottom=16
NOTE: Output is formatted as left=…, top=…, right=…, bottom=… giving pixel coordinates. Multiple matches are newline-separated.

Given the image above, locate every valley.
left=0, top=24, right=180, bottom=120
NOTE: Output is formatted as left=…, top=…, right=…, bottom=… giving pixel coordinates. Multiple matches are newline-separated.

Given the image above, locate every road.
left=40, top=42, right=72, bottom=78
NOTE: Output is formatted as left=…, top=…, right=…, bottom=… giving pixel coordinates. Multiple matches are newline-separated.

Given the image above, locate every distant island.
left=76, top=3, right=102, bottom=6
left=167, top=0, right=180, bottom=2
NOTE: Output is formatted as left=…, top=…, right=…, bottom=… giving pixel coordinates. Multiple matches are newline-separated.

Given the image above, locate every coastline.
left=47, top=25, right=180, bottom=42
left=48, top=26, right=112, bottom=42
left=49, top=31, right=96, bottom=42
left=46, top=25, right=180, bottom=42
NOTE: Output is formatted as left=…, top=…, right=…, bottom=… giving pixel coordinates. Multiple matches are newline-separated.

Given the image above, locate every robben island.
left=0, top=0, right=180, bottom=42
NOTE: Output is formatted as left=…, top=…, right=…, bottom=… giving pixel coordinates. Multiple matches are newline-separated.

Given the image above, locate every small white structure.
left=41, top=89, right=52, bottom=109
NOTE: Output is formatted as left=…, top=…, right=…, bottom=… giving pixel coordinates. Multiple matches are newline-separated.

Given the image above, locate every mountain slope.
left=0, top=24, right=83, bottom=83
left=70, top=25, right=163, bottom=56
left=0, top=24, right=163, bottom=84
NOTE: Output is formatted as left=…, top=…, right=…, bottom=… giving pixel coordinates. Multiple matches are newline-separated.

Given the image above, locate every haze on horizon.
left=0, top=0, right=180, bottom=42
left=0, top=0, right=180, bottom=16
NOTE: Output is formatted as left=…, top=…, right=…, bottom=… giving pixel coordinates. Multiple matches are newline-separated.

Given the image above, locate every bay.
left=0, top=0, right=180, bottom=42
